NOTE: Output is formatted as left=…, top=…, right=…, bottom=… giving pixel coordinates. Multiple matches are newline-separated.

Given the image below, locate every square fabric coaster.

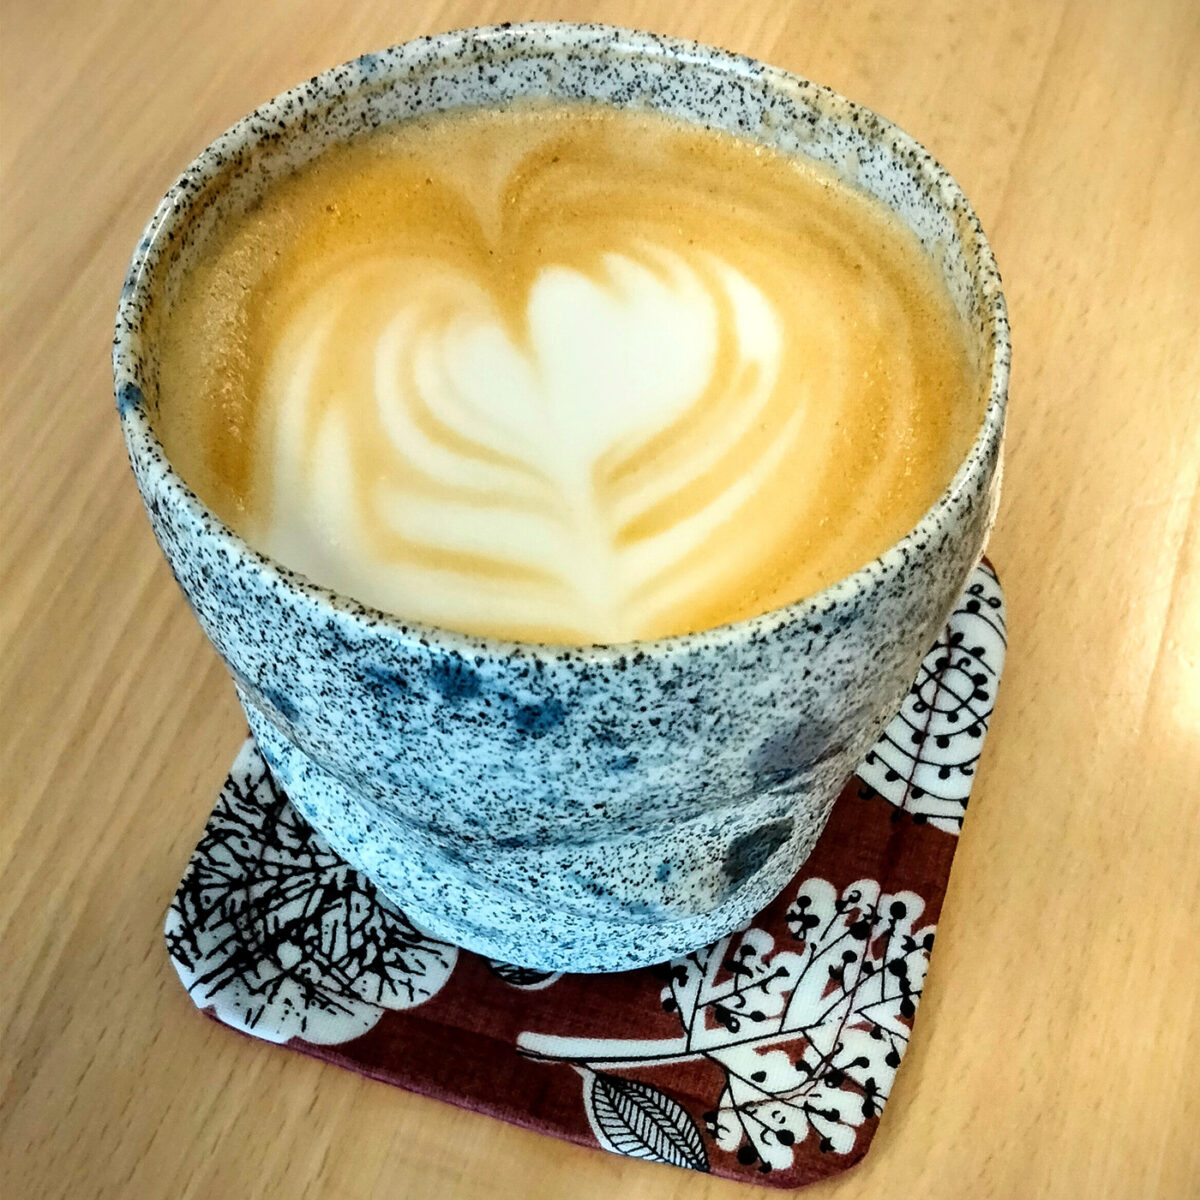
left=166, top=561, right=1005, bottom=1188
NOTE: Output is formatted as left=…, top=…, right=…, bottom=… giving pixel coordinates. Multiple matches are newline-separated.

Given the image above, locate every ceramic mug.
left=114, top=23, right=1008, bottom=972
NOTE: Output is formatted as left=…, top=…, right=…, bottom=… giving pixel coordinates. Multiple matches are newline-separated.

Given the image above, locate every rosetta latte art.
left=268, top=250, right=791, bottom=642
left=156, top=103, right=981, bottom=643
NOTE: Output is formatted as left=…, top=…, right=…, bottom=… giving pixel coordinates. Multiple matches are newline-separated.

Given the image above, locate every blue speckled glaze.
left=113, top=23, right=1008, bottom=972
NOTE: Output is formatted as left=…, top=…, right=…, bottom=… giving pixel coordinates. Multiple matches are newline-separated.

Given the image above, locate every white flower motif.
left=859, top=561, right=1007, bottom=833
left=165, top=739, right=457, bottom=1045
left=518, top=875, right=936, bottom=1174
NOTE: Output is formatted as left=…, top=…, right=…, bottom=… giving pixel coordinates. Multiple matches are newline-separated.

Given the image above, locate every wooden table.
left=3, top=2, right=1198, bottom=1197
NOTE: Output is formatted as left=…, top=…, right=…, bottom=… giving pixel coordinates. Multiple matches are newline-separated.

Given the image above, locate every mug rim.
left=114, top=20, right=1009, bottom=662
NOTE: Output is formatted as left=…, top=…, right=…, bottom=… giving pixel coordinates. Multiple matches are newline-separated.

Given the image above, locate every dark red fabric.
left=269, top=782, right=953, bottom=1188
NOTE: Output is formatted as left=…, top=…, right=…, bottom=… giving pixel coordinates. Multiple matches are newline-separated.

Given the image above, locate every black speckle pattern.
left=112, top=23, right=1008, bottom=972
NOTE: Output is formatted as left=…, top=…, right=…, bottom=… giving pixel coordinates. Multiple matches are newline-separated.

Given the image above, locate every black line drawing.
left=859, top=562, right=1007, bottom=832
left=519, top=876, right=935, bottom=1173
left=165, top=742, right=458, bottom=1045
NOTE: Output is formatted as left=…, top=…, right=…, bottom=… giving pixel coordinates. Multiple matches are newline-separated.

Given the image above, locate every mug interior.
left=114, top=21, right=1008, bottom=656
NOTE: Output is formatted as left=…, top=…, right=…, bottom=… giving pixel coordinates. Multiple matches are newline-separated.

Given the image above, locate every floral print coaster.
left=166, top=562, right=1005, bottom=1188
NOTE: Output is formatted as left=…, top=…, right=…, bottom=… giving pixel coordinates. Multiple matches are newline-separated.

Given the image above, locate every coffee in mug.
left=154, top=101, right=982, bottom=644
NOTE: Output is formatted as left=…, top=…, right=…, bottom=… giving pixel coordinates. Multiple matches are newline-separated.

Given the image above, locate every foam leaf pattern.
left=196, top=108, right=979, bottom=645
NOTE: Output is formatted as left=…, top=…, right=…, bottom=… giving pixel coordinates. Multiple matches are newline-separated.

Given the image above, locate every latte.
left=155, top=101, right=982, bottom=643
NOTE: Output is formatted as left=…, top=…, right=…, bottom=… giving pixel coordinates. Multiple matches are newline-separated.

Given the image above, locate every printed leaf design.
left=165, top=739, right=457, bottom=1045
left=517, top=563, right=1010, bottom=1173
left=700, top=879, right=931, bottom=1169
left=485, top=960, right=563, bottom=990
left=519, top=877, right=934, bottom=1173
left=583, top=1071, right=709, bottom=1172
left=858, top=561, right=1007, bottom=832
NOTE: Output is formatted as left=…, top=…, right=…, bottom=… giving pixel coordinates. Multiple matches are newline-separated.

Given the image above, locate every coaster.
left=165, top=561, right=1005, bottom=1188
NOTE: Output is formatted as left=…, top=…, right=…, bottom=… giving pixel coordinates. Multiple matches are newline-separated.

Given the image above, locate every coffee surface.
left=156, top=102, right=981, bottom=643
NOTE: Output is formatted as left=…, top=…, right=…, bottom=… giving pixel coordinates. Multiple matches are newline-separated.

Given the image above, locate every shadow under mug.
left=114, top=23, right=1008, bottom=973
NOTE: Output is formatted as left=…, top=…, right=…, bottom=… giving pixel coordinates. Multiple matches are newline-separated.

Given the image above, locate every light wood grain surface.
left=3, top=2, right=1199, bottom=1197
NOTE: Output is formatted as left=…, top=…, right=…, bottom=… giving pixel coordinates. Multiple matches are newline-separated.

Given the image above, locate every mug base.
left=246, top=711, right=827, bottom=973
left=211, top=559, right=1004, bottom=973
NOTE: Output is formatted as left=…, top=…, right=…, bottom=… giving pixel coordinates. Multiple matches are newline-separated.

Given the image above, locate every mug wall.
left=116, top=25, right=1006, bottom=970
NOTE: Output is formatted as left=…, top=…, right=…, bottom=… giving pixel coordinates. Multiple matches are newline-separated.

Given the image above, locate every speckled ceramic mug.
left=114, top=23, right=1008, bottom=972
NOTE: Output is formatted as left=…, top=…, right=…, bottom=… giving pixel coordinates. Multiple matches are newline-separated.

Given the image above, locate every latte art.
left=269, top=247, right=783, bottom=642
left=156, top=103, right=981, bottom=642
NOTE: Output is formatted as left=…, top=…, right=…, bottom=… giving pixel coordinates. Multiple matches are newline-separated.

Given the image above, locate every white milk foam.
left=265, top=251, right=781, bottom=642
left=155, top=103, right=980, bottom=643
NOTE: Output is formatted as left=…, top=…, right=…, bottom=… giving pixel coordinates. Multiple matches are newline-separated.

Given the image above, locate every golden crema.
left=155, top=102, right=982, bottom=643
